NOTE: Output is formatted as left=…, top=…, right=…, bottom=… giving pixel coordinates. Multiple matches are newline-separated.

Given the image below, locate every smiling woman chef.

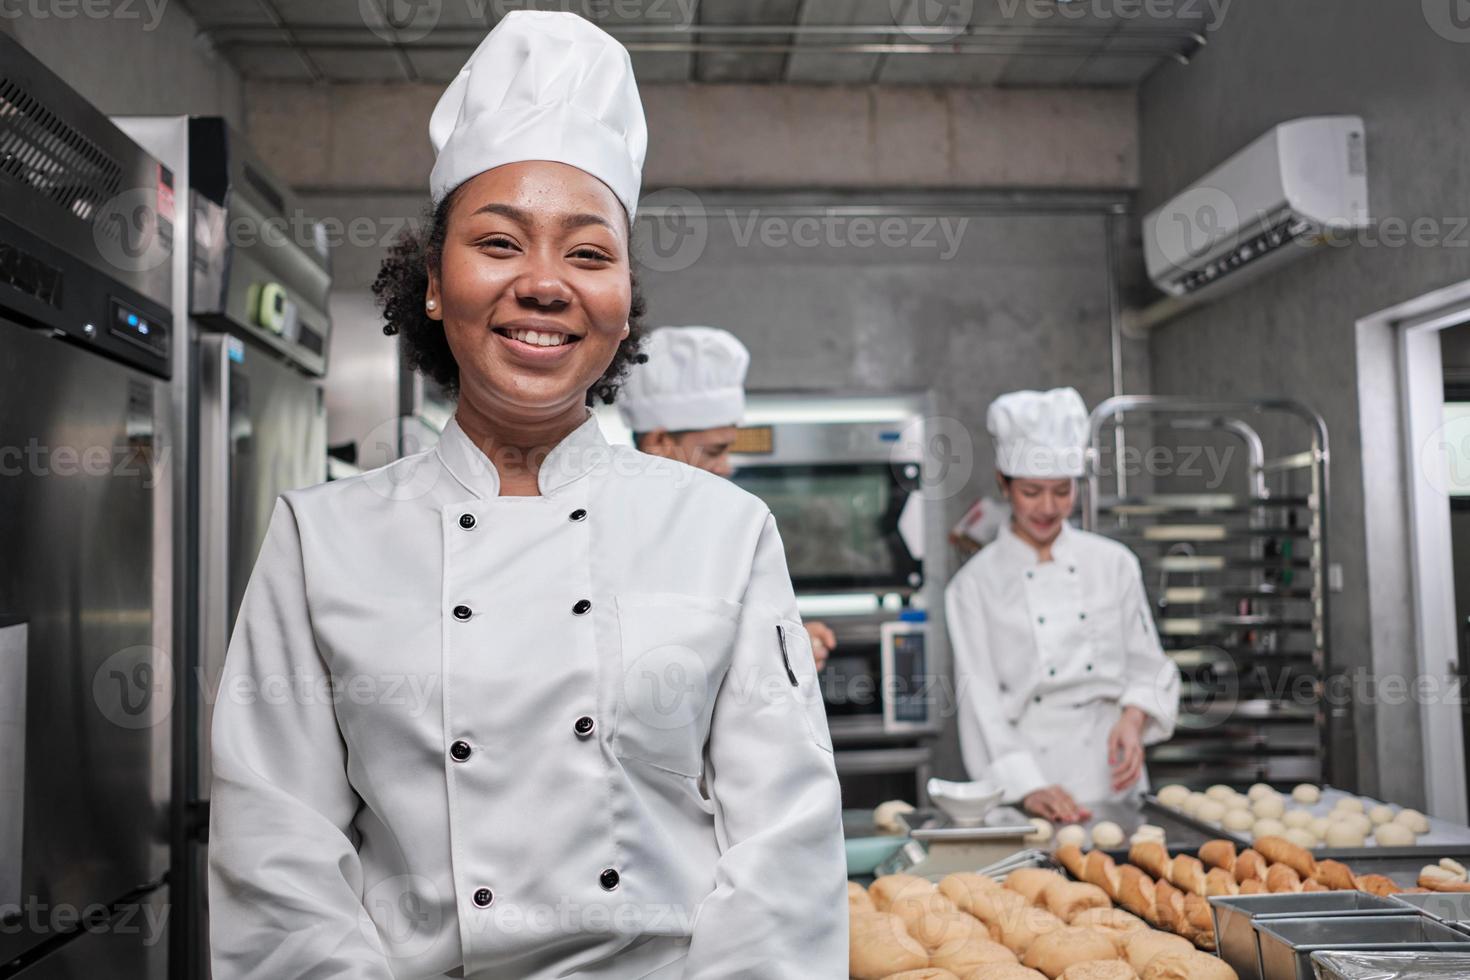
left=206, top=12, right=846, bottom=979
left=945, top=388, right=1181, bottom=826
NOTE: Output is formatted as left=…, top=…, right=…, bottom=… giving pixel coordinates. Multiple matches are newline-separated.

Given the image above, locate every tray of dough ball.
left=1150, top=782, right=1470, bottom=857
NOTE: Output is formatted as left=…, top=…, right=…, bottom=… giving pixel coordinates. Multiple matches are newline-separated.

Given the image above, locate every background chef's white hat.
left=428, top=11, right=648, bottom=217
left=617, top=327, right=750, bottom=433
left=987, top=387, right=1090, bottom=479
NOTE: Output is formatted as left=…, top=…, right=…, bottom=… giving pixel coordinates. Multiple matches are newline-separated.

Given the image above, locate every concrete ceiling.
left=182, top=0, right=1212, bottom=88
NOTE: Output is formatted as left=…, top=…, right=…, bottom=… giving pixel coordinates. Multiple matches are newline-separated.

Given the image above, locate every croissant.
left=1255, top=835, right=1317, bottom=880
left=1311, top=860, right=1356, bottom=891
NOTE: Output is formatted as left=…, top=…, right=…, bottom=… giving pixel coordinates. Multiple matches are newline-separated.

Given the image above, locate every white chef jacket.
left=208, top=413, right=847, bottom=980
left=944, top=521, right=1180, bottom=804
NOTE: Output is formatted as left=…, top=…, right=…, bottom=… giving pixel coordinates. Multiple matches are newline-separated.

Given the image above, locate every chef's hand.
left=1109, top=706, right=1147, bottom=792
left=1022, top=786, right=1091, bottom=824
left=805, top=621, right=836, bottom=671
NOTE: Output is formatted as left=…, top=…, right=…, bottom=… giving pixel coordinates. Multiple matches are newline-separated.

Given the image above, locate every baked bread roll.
left=1068, top=908, right=1149, bottom=949
left=1354, top=873, right=1400, bottom=897
left=909, top=911, right=986, bottom=952
left=1311, top=859, right=1356, bottom=891
left=1232, top=850, right=1266, bottom=884
left=879, top=970, right=960, bottom=980
left=1302, top=880, right=1328, bottom=892
left=1114, top=866, right=1157, bottom=924
left=931, top=931, right=1021, bottom=973
left=1198, top=840, right=1236, bottom=872
left=1082, top=851, right=1121, bottom=899
left=963, top=888, right=1032, bottom=933
left=1122, top=930, right=1193, bottom=974
left=1128, top=842, right=1170, bottom=881
left=1238, top=879, right=1267, bottom=895
left=1419, top=868, right=1470, bottom=893
left=891, top=890, right=963, bottom=937
left=1182, top=893, right=1216, bottom=948
left=1057, top=963, right=1138, bottom=980
left=1006, top=869, right=1066, bottom=906
left=1265, top=863, right=1302, bottom=893
left=851, top=881, right=877, bottom=912
left=872, top=875, right=939, bottom=911
left=1139, top=949, right=1238, bottom=980
left=1042, top=881, right=1112, bottom=922
left=1254, top=835, right=1317, bottom=879
left=1204, top=868, right=1238, bottom=897
left=940, top=874, right=1004, bottom=914
left=993, top=906, right=1067, bottom=957
left=1021, top=927, right=1120, bottom=979
left=1168, top=855, right=1206, bottom=896
left=961, top=965, right=1047, bottom=980
left=850, top=911, right=931, bottom=980
left=1055, top=844, right=1087, bottom=879
left=1153, top=879, right=1186, bottom=935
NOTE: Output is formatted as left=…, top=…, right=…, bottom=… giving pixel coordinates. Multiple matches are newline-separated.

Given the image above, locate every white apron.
left=945, top=522, right=1180, bottom=805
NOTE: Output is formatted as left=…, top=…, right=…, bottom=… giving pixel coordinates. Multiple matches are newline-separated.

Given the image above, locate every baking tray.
left=1310, top=950, right=1470, bottom=978
left=1257, top=914, right=1470, bottom=980
left=1141, top=793, right=1252, bottom=848
left=1208, top=892, right=1415, bottom=980
left=1386, top=891, right=1470, bottom=926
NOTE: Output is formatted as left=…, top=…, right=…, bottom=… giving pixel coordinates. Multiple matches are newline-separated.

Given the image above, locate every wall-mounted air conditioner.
left=1142, top=116, right=1369, bottom=306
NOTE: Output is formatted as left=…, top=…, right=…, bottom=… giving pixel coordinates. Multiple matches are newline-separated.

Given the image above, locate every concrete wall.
left=2, top=2, right=246, bottom=126
left=1137, top=0, right=1470, bottom=808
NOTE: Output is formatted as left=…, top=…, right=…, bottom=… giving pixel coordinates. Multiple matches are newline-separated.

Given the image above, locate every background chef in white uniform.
left=945, top=387, right=1181, bottom=825
left=616, top=325, right=838, bottom=669
left=207, top=12, right=846, bottom=980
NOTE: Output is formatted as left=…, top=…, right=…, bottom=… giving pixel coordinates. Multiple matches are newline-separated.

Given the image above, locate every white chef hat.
left=428, top=10, right=648, bottom=217
left=987, top=387, right=1090, bottom=479
left=617, top=327, right=750, bottom=433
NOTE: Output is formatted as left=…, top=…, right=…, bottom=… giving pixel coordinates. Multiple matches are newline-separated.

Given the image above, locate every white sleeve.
left=208, top=498, right=395, bottom=979
left=944, top=574, right=1048, bottom=803
left=1116, top=552, right=1181, bottom=745
left=685, top=513, right=847, bottom=979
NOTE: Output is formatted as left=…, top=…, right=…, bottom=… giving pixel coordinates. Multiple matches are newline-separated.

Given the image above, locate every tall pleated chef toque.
left=617, top=327, right=751, bottom=433
left=428, top=10, right=648, bottom=217
left=988, top=387, right=1090, bottom=479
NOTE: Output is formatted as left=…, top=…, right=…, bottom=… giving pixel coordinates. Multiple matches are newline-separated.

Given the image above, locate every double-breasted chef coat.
left=208, top=413, right=847, bottom=979
left=944, top=521, right=1181, bottom=805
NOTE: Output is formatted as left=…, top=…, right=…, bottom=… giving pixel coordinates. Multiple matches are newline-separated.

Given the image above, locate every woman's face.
left=427, top=161, right=631, bottom=424
left=1001, top=473, right=1076, bottom=545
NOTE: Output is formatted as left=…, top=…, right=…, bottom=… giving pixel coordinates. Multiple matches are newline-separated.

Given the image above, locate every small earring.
left=621, top=322, right=630, bottom=337
left=426, top=299, right=438, bottom=311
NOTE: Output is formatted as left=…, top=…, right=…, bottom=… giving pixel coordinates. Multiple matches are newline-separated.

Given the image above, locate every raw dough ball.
left=1442, top=858, right=1468, bottom=879
left=1253, top=818, right=1286, bottom=838
left=1283, top=809, right=1315, bottom=829
left=1224, top=794, right=1253, bottom=811
left=1025, top=818, right=1054, bottom=844
left=1252, top=795, right=1286, bottom=820
left=1284, top=828, right=1320, bottom=850
left=1196, top=800, right=1227, bottom=825
left=1248, top=783, right=1275, bottom=800
left=1091, top=821, right=1125, bottom=849
left=1395, top=809, right=1431, bottom=834
left=1206, top=784, right=1236, bottom=801
left=1334, top=797, right=1366, bottom=814
left=1325, top=821, right=1368, bottom=848
left=1369, top=805, right=1396, bottom=826
left=1223, top=809, right=1255, bottom=832
left=1340, top=813, right=1374, bottom=836
left=1182, top=792, right=1209, bottom=815
left=1134, top=823, right=1167, bottom=841
left=1156, top=784, right=1191, bottom=808
left=1292, top=784, right=1322, bottom=804
left=1057, top=824, right=1088, bottom=848
left=1310, top=817, right=1333, bottom=839
left=1374, top=823, right=1415, bottom=847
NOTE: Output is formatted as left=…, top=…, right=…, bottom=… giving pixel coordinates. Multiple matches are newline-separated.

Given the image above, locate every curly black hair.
left=372, top=185, right=648, bottom=405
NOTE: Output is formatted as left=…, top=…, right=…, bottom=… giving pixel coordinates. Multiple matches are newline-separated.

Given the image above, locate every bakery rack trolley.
left=1082, top=397, right=1340, bottom=790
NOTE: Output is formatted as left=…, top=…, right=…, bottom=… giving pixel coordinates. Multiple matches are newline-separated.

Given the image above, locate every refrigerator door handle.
left=0, top=619, right=26, bottom=915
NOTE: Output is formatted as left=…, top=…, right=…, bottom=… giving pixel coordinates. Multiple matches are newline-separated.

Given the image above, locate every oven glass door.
left=731, top=462, right=922, bottom=592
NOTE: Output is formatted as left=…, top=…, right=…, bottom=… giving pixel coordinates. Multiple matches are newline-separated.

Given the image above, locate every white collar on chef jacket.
left=436, top=411, right=613, bottom=499
left=995, top=519, right=1080, bottom=571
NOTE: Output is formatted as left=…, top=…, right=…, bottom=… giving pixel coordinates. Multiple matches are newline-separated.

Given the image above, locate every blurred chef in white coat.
left=617, top=325, right=838, bottom=669
left=207, top=12, right=845, bottom=980
left=945, top=387, right=1180, bottom=825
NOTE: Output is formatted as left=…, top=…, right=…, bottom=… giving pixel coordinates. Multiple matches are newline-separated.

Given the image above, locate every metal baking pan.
left=1310, top=950, right=1470, bottom=978
left=1208, top=893, right=1414, bottom=980
left=1256, top=914, right=1470, bottom=980
left=1386, top=891, right=1470, bottom=925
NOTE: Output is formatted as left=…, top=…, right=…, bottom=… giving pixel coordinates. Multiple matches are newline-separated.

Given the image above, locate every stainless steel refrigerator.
left=0, top=34, right=174, bottom=978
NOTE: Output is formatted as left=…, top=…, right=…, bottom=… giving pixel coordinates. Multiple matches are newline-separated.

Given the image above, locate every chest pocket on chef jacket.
left=615, top=593, right=741, bottom=777
left=1085, top=598, right=1128, bottom=680
left=778, top=618, right=834, bottom=754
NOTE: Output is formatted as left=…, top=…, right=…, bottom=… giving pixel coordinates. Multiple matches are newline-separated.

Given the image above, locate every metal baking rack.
left=1083, top=397, right=1339, bottom=789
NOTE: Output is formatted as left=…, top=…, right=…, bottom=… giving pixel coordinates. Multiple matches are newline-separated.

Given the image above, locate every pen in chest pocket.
left=775, top=624, right=798, bottom=687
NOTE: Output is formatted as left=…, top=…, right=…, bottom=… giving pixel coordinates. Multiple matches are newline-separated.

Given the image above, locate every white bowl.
left=928, top=778, right=1004, bottom=826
